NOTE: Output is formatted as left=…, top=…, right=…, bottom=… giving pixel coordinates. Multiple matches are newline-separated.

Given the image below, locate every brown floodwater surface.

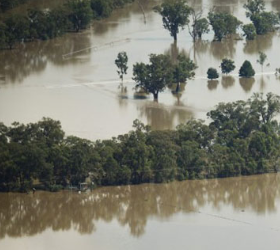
left=0, top=174, right=280, bottom=249
left=1, top=0, right=280, bottom=140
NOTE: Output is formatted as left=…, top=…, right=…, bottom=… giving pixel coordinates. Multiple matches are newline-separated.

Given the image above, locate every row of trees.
left=115, top=51, right=197, bottom=100
left=0, top=0, right=134, bottom=49
left=0, top=0, right=27, bottom=12
left=1, top=93, right=280, bottom=192
left=155, top=0, right=280, bottom=42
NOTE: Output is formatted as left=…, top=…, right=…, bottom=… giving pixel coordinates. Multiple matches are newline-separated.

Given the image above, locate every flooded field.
left=0, top=0, right=280, bottom=140
left=0, top=174, right=280, bottom=250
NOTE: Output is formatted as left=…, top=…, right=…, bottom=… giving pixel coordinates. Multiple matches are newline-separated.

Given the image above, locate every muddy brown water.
left=0, top=0, right=280, bottom=140
left=1, top=2, right=280, bottom=248
left=0, top=174, right=280, bottom=250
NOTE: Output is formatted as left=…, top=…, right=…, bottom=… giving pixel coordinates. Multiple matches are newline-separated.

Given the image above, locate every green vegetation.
left=242, top=23, right=257, bottom=40
left=208, top=11, right=242, bottom=41
left=239, top=60, right=255, bottom=77
left=115, top=51, right=128, bottom=84
left=0, top=0, right=135, bottom=49
left=257, top=51, right=267, bottom=71
left=244, top=0, right=280, bottom=35
left=188, top=9, right=210, bottom=42
left=207, top=68, right=219, bottom=80
left=1, top=94, right=280, bottom=192
left=154, top=0, right=191, bottom=41
left=133, top=53, right=196, bottom=100
left=0, top=0, right=27, bottom=12
left=221, top=58, right=235, bottom=74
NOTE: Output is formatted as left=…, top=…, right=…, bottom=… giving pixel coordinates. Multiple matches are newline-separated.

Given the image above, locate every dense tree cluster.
left=1, top=94, right=280, bottom=192
left=0, top=0, right=134, bottom=49
left=133, top=53, right=196, bottom=100
left=0, top=0, right=27, bottom=12
left=244, top=0, right=279, bottom=35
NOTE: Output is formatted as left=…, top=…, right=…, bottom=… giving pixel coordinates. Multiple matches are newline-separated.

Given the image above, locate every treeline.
left=0, top=0, right=134, bottom=49
left=1, top=93, right=280, bottom=192
left=0, top=0, right=27, bottom=13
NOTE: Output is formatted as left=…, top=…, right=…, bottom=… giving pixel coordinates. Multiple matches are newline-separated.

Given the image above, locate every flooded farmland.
left=0, top=0, right=280, bottom=140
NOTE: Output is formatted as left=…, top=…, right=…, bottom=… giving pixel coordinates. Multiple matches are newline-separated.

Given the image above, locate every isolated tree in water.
left=133, top=54, right=173, bottom=100
left=220, top=58, right=235, bottom=74
left=207, top=68, right=219, bottom=80
left=257, top=51, right=267, bottom=72
left=239, top=60, right=255, bottom=77
left=115, top=51, right=128, bottom=84
left=154, top=0, right=191, bottom=41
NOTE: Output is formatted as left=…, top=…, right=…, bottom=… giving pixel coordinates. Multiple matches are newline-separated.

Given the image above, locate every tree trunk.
left=173, top=32, right=177, bottom=41
left=153, top=92, right=158, bottom=100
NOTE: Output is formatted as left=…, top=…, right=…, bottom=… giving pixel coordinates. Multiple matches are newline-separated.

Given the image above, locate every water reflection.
left=239, top=77, right=255, bottom=92
left=207, top=80, right=219, bottom=90
left=0, top=32, right=91, bottom=84
left=0, top=174, right=279, bottom=239
left=243, top=33, right=274, bottom=55
left=138, top=101, right=193, bottom=130
left=221, top=75, right=235, bottom=89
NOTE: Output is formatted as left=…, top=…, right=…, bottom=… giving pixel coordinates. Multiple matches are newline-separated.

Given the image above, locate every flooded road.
left=0, top=0, right=280, bottom=141
left=0, top=174, right=280, bottom=249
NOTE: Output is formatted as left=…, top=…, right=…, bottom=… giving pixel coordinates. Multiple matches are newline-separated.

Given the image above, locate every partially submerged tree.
left=257, top=51, right=267, bottom=72
left=220, top=58, right=235, bottom=74
left=208, top=11, right=242, bottom=41
left=244, top=0, right=279, bottom=35
left=242, top=23, right=257, bottom=40
left=239, top=60, right=255, bottom=78
left=173, top=53, right=197, bottom=92
left=133, top=54, right=173, bottom=100
left=65, top=0, right=93, bottom=32
left=115, top=51, right=128, bottom=84
left=188, top=9, right=210, bottom=42
left=207, top=68, right=219, bottom=80
left=154, top=0, right=191, bottom=41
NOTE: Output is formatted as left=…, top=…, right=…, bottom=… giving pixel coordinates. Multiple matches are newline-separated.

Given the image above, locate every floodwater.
left=0, top=174, right=280, bottom=250
left=1, top=0, right=280, bottom=140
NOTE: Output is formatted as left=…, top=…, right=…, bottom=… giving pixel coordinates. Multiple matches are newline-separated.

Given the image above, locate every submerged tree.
left=115, top=51, right=128, bottom=84
left=188, top=9, right=210, bottom=42
left=221, top=58, right=235, bottom=74
left=133, top=54, right=173, bottom=100
left=208, top=11, right=242, bottom=41
left=207, top=68, right=219, bottom=80
left=257, top=51, right=267, bottom=72
left=154, top=0, right=191, bottom=41
left=242, top=23, right=257, bottom=40
left=172, top=53, right=197, bottom=92
left=239, top=60, right=255, bottom=78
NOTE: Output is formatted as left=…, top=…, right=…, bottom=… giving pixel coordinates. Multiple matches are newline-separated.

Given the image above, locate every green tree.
left=4, top=14, right=30, bottom=49
left=239, top=60, right=255, bottom=77
left=172, top=53, right=197, bottom=92
left=115, top=51, right=128, bottom=84
left=220, top=58, right=235, bottom=74
left=0, top=22, right=6, bottom=48
left=133, top=54, right=173, bottom=100
left=188, top=9, right=209, bottom=42
left=257, top=51, right=267, bottom=72
left=207, top=68, right=219, bottom=80
left=154, top=0, right=191, bottom=41
left=244, top=0, right=265, bottom=18
left=242, top=23, right=257, bottom=40
left=208, top=12, right=242, bottom=41
left=65, top=0, right=93, bottom=32
left=90, top=0, right=113, bottom=18
left=251, top=11, right=279, bottom=35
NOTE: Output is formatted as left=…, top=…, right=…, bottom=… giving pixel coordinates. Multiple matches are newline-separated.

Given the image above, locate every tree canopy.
left=154, top=0, right=191, bottom=41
